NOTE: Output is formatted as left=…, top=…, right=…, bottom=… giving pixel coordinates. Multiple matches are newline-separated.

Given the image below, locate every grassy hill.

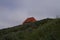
left=0, top=18, right=60, bottom=40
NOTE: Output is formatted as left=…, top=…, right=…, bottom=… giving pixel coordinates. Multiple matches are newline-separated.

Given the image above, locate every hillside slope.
left=0, top=18, right=60, bottom=40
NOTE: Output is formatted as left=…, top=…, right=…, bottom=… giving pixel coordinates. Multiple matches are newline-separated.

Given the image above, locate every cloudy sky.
left=0, top=0, right=60, bottom=29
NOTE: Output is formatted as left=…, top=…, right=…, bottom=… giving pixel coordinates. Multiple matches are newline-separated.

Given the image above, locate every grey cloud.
left=0, top=7, right=28, bottom=29
left=0, top=0, right=60, bottom=29
left=23, top=0, right=60, bottom=19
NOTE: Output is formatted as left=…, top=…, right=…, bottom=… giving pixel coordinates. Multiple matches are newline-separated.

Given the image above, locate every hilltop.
left=0, top=18, right=60, bottom=40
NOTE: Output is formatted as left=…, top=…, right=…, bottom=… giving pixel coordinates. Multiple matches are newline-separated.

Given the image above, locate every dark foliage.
left=0, top=18, right=60, bottom=40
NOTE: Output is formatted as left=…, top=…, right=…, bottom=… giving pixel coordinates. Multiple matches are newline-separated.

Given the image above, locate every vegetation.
left=0, top=18, right=60, bottom=40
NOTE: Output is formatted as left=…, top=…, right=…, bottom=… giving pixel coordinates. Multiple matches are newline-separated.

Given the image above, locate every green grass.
left=0, top=18, right=60, bottom=40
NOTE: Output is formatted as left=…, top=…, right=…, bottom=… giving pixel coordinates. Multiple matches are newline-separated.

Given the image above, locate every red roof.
left=23, top=17, right=36, bottom=24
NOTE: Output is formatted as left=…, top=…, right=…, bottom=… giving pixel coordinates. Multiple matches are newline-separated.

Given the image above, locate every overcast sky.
left=0, top=0, right=60, bottom=29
